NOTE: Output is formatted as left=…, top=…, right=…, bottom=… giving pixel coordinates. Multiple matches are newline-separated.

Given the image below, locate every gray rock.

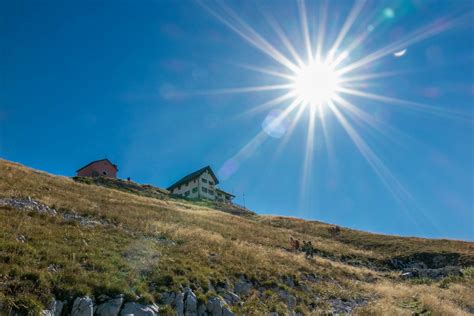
left=184, top=288, right=198, bottom=316
left=206, top=297, right=224, bottom=316
left=96, top=297, right=124, bottom=316
left=0, top=197, right=57, bottom=216
left=221, top=291, right=240, bottom=305
left=330, top=298, right=367, bottom=314
left=222, top=305, right=235, bottom=316
left=268, top=313, right=279, bottom=316
left=174, top=292, right=185, bottom=316
left=278, top=290, right=296, bottom=310
left=160, top=292, right=176, bottom=305
left=120, top=302, right=157, bottom=316
left=197, top=303, right=207, bottom=316
left=234, top=277, right=253, bottom=297
left=206, top=297, right=234, bottom=316
left=71, top=296, right=93, bottom=316
left=281, top=276, right=295, bottom=288
left=42, top=299, right=63, bottom=316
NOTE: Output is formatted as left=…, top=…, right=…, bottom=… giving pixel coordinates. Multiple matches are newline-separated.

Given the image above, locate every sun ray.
left=328, top=101, right=440, bottom=232
left=264, top=12, right=305, bottom=67
left=297, top=0, right=313, bottom=63
left=198, top=1, right=300, bottom=72
left=235, top=63, right=295, bottom=81
left=337, top=15, right=463, bottom=76
left=314, top=0, right=328, bottom=63
left=299, top=103, right=317, bottom=210
left=327, top=0, right=366, bottom=63
left=337, top=70, right=411, bottom=84
left=273, top=100, right=307, bottom=158
left=334, top=94, right=413, bottom=146
left=337, top=87, right=472, bottom=122
left=238, top=92, right=296, bottom=118
left=194, top=83, right=294, bottom=95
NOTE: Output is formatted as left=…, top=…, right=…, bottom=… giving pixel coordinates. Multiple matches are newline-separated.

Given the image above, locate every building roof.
left=76, top=159, right=118, bottom=173
left=167, top=166, right=219, bottom=191
left=216, top=188, right=235, bottom=198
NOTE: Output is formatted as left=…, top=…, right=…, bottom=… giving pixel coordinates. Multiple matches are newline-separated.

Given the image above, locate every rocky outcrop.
left=41, top=300, right=64, bottom=316
left=95, top=296, right=124, bottom=316
left=71, top=296, right=93, bottom=316
left=401, top=266, right=462, bottom=280
left=184, top=288, right=198, bottom=316
left=120, top=302, right=158, bottom=316
left=233, top=276, right=253, bottom=297
left=0, top=197, right=57, bottom=216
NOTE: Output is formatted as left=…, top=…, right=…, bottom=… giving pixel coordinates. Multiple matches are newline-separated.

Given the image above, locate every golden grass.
left=0, top=159, right=473, bottom=315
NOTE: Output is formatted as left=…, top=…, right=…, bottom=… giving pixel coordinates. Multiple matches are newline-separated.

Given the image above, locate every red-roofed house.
left=76, top=159, right=118, bottom=178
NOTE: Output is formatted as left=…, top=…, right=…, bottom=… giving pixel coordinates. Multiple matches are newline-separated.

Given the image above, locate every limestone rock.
left=206, top=297, right=224, bottom=316
left=206, top=297, right=234, bottom=316
left=197, top=303, right=207, bottom=316
left=71, top=296, right=93, bottom=316
left=221, top=291, right=240, bottom=305
left=160, top=292, right=176, bottom=305
left=184, top=288, right=197, bottom=316
left=174, top=292, right=185, bottom=316
left=234, top=277, right=253, bottom=297
left=120, top=302, right=158, bottom=316
left=96, top=297, right=124, bottom=316
left=41, top=299, right=63, bottom=316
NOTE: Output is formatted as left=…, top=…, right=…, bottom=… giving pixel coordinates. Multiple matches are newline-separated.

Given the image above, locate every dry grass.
left=0, top=159, right=473, bottom=315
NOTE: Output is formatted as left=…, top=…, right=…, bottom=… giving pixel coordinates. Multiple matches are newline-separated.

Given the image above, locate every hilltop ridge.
left=0, top=159, right=473, bottom=315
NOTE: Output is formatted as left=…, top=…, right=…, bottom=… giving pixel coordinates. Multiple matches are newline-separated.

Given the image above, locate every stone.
left=174, top=292, right=185, bottom=316
left=234, top=277, right=253, bottom=297
left=222, top=305, right=235, bottom=316
left=221, top=291, right=240, bottom=305
left=160, top=292, right=176, bottom=305
left=278, top=290, right=296, bottom=310
left=197, top=303, right=207, bottom=316
left=71, top=296, right=93, bottom=316
left=184, top=288, right=198, bottom=316
left=42, top=299, right=63, bottom=316
left=96, top=297, right=124, bottom=316
left=120, top=302, right=157, bottom=316
left=206, top=297, right=224, bottom=316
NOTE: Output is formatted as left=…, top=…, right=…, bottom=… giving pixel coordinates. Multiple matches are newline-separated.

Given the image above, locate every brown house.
left=76, top=159, right=118, bottom=178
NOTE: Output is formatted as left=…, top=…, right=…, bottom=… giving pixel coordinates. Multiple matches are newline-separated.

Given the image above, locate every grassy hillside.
left=0, top=159, right=473, bottom=315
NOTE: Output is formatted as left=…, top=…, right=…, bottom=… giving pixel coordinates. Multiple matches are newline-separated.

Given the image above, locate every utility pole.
left=242, top=193, right=246, bottom=208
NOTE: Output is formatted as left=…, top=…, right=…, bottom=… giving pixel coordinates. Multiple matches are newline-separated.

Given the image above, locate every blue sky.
left=1, top=0, right=473, bottom=240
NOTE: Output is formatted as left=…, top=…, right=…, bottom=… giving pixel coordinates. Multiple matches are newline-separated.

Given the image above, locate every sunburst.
left=197, top=0, right=470, bottom=218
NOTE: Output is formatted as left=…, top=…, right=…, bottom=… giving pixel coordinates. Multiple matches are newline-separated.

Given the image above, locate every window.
left=202, top=187, right=208, bottom=193
left=178, top=185, right=181, bottom=190
left=209, top=181, right=214, bottom=185
left=208, top=190, right=214, bottom=195
left=226, top=196, right=231, bottom=200
left=217, top=193, right=222, bottom=197
left=184, top=191, right=190, bottom=196
left=192, top=188, right=198, bottom=193
left=102, top=171, right=107, bottom=176
left=202, top=178, right=208, bottom=183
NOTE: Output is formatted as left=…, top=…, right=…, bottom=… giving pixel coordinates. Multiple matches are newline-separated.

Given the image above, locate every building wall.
left=171, top=169, right=218, bottom=200
left=76, top=161, right=117, bottom=178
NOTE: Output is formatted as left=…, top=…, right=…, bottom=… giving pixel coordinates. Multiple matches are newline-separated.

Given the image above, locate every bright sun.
left=292, top=61, right=340, bottom=107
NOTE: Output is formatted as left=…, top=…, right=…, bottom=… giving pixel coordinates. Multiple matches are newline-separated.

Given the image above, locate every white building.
left=167, top=166, right=234, bottom=203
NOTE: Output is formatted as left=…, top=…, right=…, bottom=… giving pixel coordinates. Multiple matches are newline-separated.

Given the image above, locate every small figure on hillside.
left=289, top=236, right=300, bottom=252
left=302, top=241, right=315, bottom=259
left=328, top=225, right=341, bottom=238
left=127, top=177, right=131, bottom=181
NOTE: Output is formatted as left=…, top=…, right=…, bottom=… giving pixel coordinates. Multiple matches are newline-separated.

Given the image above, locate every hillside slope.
left=0, top=159, right=473, bottom=315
